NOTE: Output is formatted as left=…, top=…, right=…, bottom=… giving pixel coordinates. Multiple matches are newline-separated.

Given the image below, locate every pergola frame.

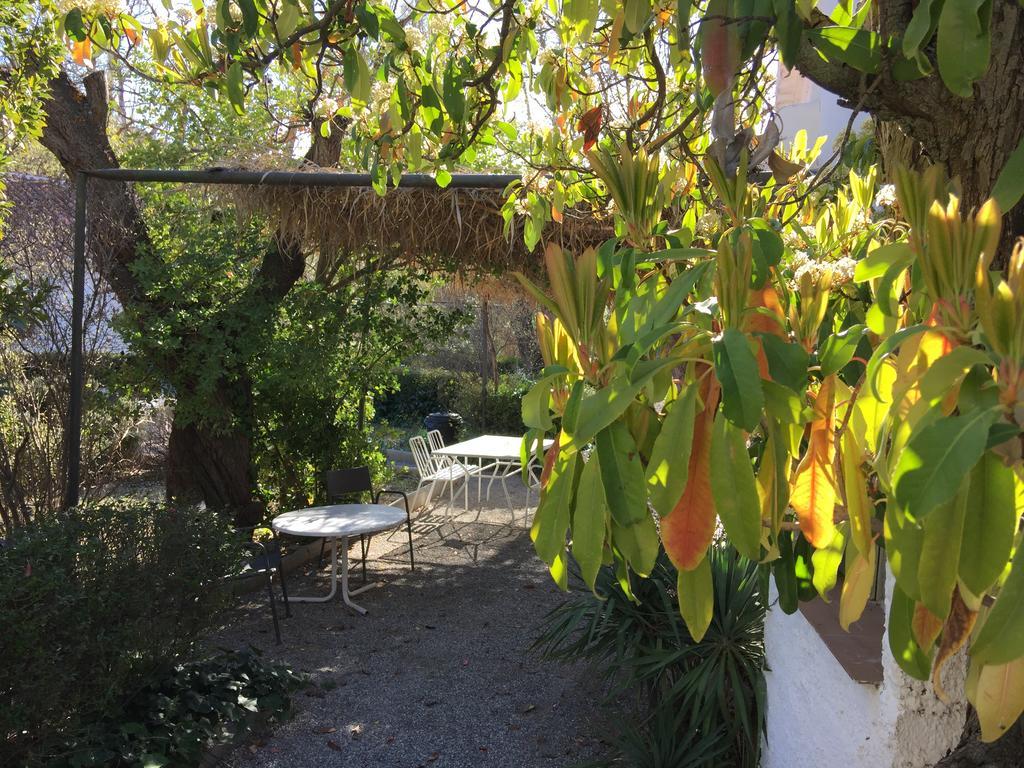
left=66, top=167, right=520, bottom=508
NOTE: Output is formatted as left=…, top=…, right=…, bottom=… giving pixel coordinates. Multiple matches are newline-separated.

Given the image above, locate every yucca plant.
left=534, top=545, right=766, bottom=768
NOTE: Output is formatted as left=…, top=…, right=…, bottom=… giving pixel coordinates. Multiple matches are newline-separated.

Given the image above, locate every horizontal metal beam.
left=83, top=167, right=520, bottom=189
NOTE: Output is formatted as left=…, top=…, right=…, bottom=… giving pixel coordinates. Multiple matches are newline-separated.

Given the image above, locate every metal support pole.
left=64, top=172, right=87, bottom=509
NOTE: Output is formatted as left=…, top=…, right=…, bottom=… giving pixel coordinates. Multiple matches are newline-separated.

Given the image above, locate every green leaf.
left=676, top=0, right=693, bottom=52
left=646, top=382, right=698, bottom=517
left=225, top=61, right=245, bottom=114
left=569, top=375, right=647, bottom=444
left=893, top=407, right=1000, bottom=521
left=522, top=378, right=554, bottom=431
left=992, top=134, right=1024, bottom=212
left=864, top=324, right=928, bottom=399
left=811, top=523, right=848, bottom=601
left=624, top=0, right=652, bottom=36
left=918, top=346, right=992, bottom=401
left=677, top=552, right=714, bottom=641
left=772, top=0, right=803, bottom=68
left=442, top=65, right=466, bottom=123
left=917, top=476, right=969, bottom=618
left=818, top=324, right=867, bottom=377
left=713, top=328, right=765, bottom=431
left=889, top=585, right=934, bottom=680
left=902, top=0, right=943, bottom=59
left=772, top=530, right=799, bottom=614
left=343, top=47, right=372, bottom=103
left=758, top=334, right=809, bottom=393
left=970, top=539, right=1024, bottom=666
left=435, top=169, right=453, bottom=188
left=572, top=455, right=608, bottom=591
left=65, top=9, right=87, bottom=41
left=596, top=422, right=648, bottom=527
left=709, top=412, right=761, bottom=560
left=885, top=503, right=924, bottom=601
left=807, top=26, right=881, bottom=73
left=936, top=0, right=992, bottom=98
left=531, top=447, right=579, bottom=565
left=612, top=514, right=660, bottom=577
left=237, top=0, right=259, bottom=36
left=959, top=452, right=1017, bottom=596
left=855, top=242, right=915, bottom=282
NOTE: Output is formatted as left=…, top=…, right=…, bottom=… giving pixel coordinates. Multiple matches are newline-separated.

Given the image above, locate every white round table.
left=273, top=503, right=407, bottom=615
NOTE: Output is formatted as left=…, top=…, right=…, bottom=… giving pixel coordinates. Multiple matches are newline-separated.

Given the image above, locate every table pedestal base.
left=286, top=537, right=377, bottom=615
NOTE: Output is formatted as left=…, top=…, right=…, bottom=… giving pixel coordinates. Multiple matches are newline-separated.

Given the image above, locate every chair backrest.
left=409, top=436, right=434, bottom=477
left=324, top=466, right=373, bottom=503
left=427, top=429, right=445, bottom=452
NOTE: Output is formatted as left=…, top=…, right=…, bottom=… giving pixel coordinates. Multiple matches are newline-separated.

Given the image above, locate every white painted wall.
left=762, top=570, right=967, bottom=768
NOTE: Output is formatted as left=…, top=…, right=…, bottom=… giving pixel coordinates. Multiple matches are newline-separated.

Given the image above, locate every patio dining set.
left=250, top=431, right=548, bottom=641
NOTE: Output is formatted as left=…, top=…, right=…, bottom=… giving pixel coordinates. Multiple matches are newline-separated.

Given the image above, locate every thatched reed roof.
left=229, top=180, right=614, bottom=279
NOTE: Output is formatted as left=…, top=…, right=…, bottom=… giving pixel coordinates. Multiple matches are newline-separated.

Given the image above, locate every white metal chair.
left=426, top=429, right=450, bottom=469
left=410, top=435, right=476, bottom=513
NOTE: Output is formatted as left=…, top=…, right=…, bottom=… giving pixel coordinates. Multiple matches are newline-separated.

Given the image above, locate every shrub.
left=53, top=648, right=304, bottom=768
left=534, top=546, right=766, bottom=768
left=0, top=500, right=242, bottom=766
left=375, top=368, right=530, bottom=438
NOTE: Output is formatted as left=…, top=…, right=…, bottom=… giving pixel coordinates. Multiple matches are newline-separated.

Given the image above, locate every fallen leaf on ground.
left=313, top=726, right=336, bottom=734
left=326, top=740, right=342, bottom=752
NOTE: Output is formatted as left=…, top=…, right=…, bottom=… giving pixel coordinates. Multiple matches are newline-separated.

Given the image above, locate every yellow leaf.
left=839, top=545, right=875, bottom=630
left=840, top=428, right=874, bottom=557
left=970, top=658, right=1024, bottom=742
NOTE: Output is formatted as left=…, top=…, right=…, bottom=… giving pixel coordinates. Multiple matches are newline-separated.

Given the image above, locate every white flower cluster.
left=538, top=49, right=561, bottom=68
left=790, top=251, right=858, bottom=288
left=513, top=196, right=531, bottom=215
left=404, top=27, right=425, bottom=51
left=371, top=80, right=391, bottom=106
left=874, top=183, right=897, bottom=208
left=696, top=210, right=721, bottom=237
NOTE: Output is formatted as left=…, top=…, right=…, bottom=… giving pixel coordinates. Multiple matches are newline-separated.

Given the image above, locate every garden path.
left=217, top=481, right=611, bottom=768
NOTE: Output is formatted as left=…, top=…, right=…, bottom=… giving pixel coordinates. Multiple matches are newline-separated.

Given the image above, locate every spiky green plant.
left=534, top=545, right=766, bottom=768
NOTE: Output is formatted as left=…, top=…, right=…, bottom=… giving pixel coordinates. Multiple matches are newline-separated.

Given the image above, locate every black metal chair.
left=232, top=526, right=291, bottom=644
left=317, top=467, right=415, bottom=580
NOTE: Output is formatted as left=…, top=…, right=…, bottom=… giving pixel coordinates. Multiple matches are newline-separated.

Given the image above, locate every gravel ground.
left=216, top=482, right=613, bottom=768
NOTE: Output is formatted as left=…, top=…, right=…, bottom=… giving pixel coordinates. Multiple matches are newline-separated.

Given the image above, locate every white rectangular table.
left=433, top=435, right=553, bottom=510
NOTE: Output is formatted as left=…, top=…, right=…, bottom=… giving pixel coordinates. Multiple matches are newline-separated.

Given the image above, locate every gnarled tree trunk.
left=795, top=0, right=1024, bottom=267
left=38, top=69, right=340, bottom=523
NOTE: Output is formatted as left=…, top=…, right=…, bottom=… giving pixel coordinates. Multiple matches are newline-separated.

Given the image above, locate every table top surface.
left=272, top=503, right=406, bottom=538
left=433, top=434, right=553, bottom=460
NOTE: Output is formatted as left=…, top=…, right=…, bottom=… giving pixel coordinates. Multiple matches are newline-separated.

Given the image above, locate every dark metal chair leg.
left=266, top=569, right=282, bottom=644
left=360, top=534, right=368, bottom=583
left=277, top=564, right=291, bottom=618
left=317, top=537, right=326, bottom=570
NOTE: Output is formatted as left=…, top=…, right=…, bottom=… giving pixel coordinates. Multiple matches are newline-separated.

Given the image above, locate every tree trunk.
left=38, top=70, right=342, bottom=520
left=796, top=0, right=1024, bottom=268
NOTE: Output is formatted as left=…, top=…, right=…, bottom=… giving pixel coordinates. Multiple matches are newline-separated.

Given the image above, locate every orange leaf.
left=790, top=375, right=838, bottom=548
left=72, top=38, right=91, bottom=66
left=551, top=204, right=563, bottom=224
left=700, top=0, right=739, bottom=96
left=290, top=42, right=303, bottom=70
left=123, top=26, right=139, bottom=45
left=912, top=601, right=944, bottom=649
left=539, top=432, right=561, bottom=488
left=744, top=284, right=786, bottom=379
left=577, top=106, right=602, bottom=153
left=933, top=586, right=978, bottom=702
left=661, top=380, right=720, bottom=571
